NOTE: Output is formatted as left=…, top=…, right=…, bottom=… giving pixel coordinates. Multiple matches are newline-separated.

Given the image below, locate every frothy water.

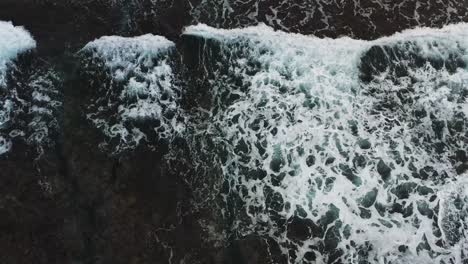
left=0, top=21, right=60, bottom=156
left=1, top=16, right=467, bottom=263
left=0, top=64, right=62, bottom=157
left=183, top=23, right=468, bottom=263
left=0, top=20, right=36, bottom=155
left=80, top=34, right=185, bottom=153
left=0, top=21, right=36, bottom=87
left=188, top=0, right=468, bottom=39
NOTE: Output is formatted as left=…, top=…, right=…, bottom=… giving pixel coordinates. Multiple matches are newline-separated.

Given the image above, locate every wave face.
left=0, top=21, right=61, bottom=156
left=80, top=34, right=185, bottom=153
left=182, top=23, right=468, bottom=263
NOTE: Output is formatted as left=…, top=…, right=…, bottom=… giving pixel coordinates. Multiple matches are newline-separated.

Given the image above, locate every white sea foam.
left=82, top=34, right=174, bottom=80
left=1, top=67, right=61, bottom=157
left=0, top=21, right=44, bottom=156
left=183, top=23, right=468, bottom=263
left=82, top=34, right=184, bottom=153
left=0, top=21, right=36, bottom=86
left=438, top=175, right=468, bottom=262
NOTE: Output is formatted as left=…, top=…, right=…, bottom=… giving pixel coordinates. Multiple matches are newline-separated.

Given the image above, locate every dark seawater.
left=0, top=1, right=467, bottom=264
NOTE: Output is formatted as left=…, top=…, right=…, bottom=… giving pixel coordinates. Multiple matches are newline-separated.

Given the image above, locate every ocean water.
left=0, top=21, right=61, bottom=157
left=1, top=17, right=467, bottom=263
left=181, top=23, right=468, bottom=263
left=79, top=34, right=185, bottom=153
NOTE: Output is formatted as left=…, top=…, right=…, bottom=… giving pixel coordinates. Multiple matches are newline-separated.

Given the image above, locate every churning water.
left=180, top=23, right=468, bottom=263
left=1, top=19, right=467, bottom=263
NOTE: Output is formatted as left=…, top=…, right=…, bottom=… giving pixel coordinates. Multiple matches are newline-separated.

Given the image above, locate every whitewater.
left=0, top=21, right=60, bottom=157
left=0, top=21, right=36, bottom=155
left=80, top=34, right=185, bottom=153
left=1, top=17, right=467, bottom=263
left=182, top=23, right=468, bottom=263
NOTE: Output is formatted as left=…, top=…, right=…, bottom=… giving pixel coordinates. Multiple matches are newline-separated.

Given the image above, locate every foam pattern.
left=0, top=21, right=60, bottom=156
left=183, top=23, right=468, bottom=263
left=0, top=21, right=36, bottom=87
left=81, top=34, right=185, bottom=153
left=188, top=0, right=468, bottom=39
left=0, top=66, right=63, bottom=157
left=0, top=21, right=36, bottom=155
left=0, top=64, right=62, bottom=157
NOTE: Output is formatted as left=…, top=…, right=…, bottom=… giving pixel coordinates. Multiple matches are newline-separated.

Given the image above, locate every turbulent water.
left=0, top=21, right=35, bottom=85
left=1, top=16, right=468, bottom=264
left=80, top=34, right=185, bottom=153
left=188, top=0, right=468, bottom=38
left=181, top=24, right=468, bottom=263
left=0, top=21, right=61, bottom=156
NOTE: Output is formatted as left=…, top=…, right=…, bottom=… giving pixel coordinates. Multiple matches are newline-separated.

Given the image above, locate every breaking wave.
left=0, top=21, right=61, bottom=157
left=2, top=15, right=467, bottom=263
left=0, top=21, right=35, bottom=86
left=182, top=23, right=468, bottom=263
left=80, top=34, right=185, bottom=153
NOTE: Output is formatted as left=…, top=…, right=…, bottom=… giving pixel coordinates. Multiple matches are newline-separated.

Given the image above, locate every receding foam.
left=81, top=34, right=184, bottom=153
left=0, top=21, right=38, bottom=155
left=82, top=34, right=175, bottom=80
